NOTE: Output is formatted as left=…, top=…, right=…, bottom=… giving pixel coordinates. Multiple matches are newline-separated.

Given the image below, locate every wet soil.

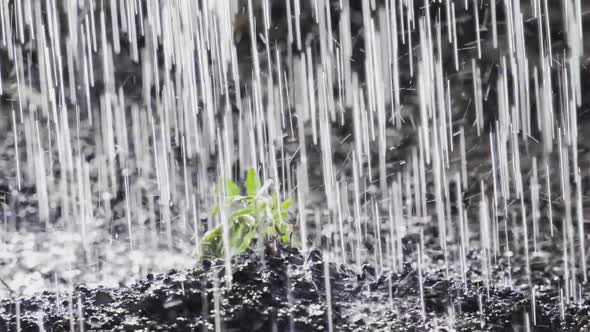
left=2, top=243, right=589, bottom=332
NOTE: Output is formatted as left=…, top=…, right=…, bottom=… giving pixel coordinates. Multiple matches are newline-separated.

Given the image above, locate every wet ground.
left=2, top=241, right=590, bottom=331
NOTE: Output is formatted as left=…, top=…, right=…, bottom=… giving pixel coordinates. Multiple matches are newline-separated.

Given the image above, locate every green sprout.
left=199, top=168, right=294, bottom=259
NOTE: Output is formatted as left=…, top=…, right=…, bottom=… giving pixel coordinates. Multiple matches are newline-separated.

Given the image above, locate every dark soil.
left=2, top=243, right=589, bottom=332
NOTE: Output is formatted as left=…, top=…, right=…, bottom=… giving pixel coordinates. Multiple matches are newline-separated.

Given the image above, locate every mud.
left=2, top=242, right=589, bottom=331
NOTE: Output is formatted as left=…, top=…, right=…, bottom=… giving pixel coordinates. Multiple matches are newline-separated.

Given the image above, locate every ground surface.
left=2, top=245, right=590, bottom=331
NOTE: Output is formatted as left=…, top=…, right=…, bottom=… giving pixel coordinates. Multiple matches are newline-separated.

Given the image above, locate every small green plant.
left=199, top=168, right=294, bottom=259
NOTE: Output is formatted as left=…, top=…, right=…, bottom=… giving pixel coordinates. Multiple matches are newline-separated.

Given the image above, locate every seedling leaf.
left=200, top=226, right=224, bottom=258
left=215, top=179, right=240, bottom=197
left=246, top=168, right=261, bottom=196
left=281, top=198, right=293, bottom=211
